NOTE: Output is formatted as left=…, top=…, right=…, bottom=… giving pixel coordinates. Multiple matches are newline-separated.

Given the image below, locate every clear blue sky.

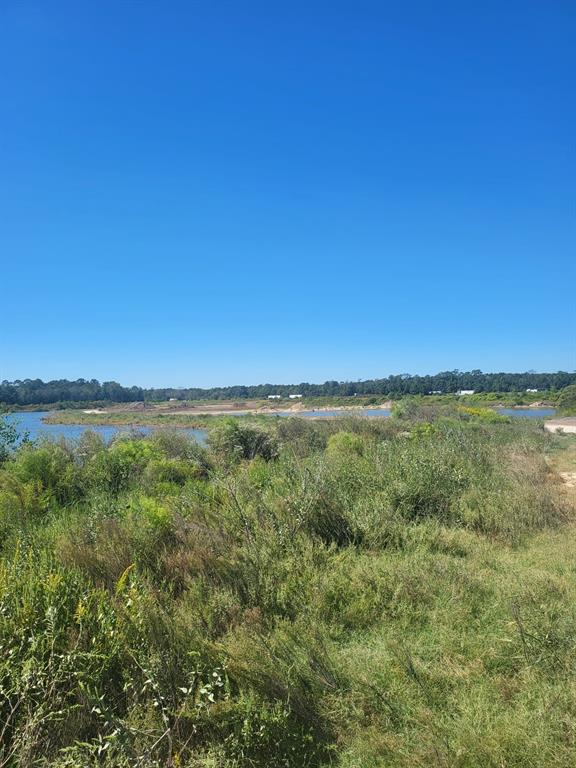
left=1, top=1, right=574, bottom=387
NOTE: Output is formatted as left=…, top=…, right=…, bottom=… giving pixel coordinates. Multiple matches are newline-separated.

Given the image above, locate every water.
left=292, top=408, right=392, bottom=418
left=297, top=407, right=555, bottom=420
left=4, top=407, right=556, bottom=446
left=5, top=412, right=207, bottom=445
left=496, top=408, right=556, bottom=419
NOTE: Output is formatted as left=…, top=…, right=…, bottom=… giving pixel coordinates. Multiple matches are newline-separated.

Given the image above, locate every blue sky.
left=1, top=1, right=574, bottom=387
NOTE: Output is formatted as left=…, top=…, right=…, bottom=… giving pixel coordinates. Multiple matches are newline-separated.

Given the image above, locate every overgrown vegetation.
left=557, top=384, right=576, bottom=416
left=0, top=408, right=575, bottom=766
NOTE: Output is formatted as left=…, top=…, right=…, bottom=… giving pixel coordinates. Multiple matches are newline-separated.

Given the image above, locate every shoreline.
left=544, top=417, right=576, bottom=435
left=24, top=399, right=559, bottom=429
left=42, top=401, right=395, bottom=427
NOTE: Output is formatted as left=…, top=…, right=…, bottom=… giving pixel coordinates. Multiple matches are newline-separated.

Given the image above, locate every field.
left=0, top=405, right=575, bottom=766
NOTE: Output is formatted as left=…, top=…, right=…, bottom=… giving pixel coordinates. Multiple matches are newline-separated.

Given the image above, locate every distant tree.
left=1, top=371, right=575, bottom=407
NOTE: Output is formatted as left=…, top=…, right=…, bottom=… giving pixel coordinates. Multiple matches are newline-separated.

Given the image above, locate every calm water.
left=5, top=406, right=556, bottom=445
left=496, top=408, right=556, bottom=419
left=289, top=408, right=392, bottom=418
left=6, top=412, right=207, bottom=445
left=293, top=408, right=556, bottom=419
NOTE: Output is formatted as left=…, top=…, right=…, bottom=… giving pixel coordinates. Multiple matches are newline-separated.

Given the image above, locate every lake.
left=495, top=408, right=557, bottom=419
left=4, top=406, right=556, bottom=445
left=5, top=411, right=208, bottom=445
left=293, top=408, right=557, bottom=419
left=281, top=408, right=392, bottom=418
left=289, top=407, right=557, bottom=419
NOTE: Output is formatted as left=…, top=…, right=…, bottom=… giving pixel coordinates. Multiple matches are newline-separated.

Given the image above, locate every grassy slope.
left=0, top=415, right=575, bottom=766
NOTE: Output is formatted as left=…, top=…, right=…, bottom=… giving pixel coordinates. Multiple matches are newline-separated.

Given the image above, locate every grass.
left=0, top=409, right=575, bottom=766
left=42, top=409, right=218, bottom=428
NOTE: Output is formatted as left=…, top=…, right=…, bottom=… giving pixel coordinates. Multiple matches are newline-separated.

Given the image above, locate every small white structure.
left=428, top=390, right=442, bottom=395
left=526, top=388, right=539, bottom=393
left=267, top=394, right=281, bottom=400
left=289, top=394, right=303, bottom=399
left=168, top=398, right=178, bottom=401
left=457, top=390, right=475, bottom=396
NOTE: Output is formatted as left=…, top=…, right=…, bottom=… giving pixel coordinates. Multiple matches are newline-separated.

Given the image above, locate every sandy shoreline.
left=544, top=418, right=576, bottom=435
left=81, top=401, right=395, bottom=418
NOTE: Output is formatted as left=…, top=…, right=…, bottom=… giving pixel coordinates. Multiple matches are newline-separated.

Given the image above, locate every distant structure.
left=267, top=394, right=282, bottom=400
left=168, top=397, right=178, bottom=401
left=289, top=394, right=303, bottom=399
left=428, top=390, right=442, bottom=394
left=457, top=389, right=475, bottom=396
left=526, top=388, right=539, bottom=393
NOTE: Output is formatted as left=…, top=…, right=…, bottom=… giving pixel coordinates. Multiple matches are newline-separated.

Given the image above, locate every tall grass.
left=0, top=415, right=574, bottom=766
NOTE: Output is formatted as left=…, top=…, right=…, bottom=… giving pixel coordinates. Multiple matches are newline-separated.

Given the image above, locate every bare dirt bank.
left=545, top=418, right=576, bottom=435
left=84, top=400, right=394, bottom=418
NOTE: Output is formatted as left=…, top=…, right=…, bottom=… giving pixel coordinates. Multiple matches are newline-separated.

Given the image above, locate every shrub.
left=458, top=406, right=510, bottom=423
left=142, top=456, right=203, bottom=493
left=557, top=384, right=576, bottom=415
left=87, top=439, right=160, bottom=494
left=75, top=429, right=106, bottom=463
left=0, top=442, right=83, bottom=520
left=208, top=419, right=279, bottom=463
left=382, top=438, right=471, bottom=524
left=326, top=431, right=364, bottom=458
left=0, top=414, right=19, bottom=463
left=149, top=429, right=211, bottom=466
left=275, top=417, right=330, bottom=456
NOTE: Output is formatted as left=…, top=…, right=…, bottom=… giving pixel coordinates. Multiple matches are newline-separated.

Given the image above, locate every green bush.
left=0, top=442, right=83, bottom=531
left=86, top=438, right=160, bottom=494
left=326, top=431, right=364, bottom=457
left=75, top=429, right=106, bottom=462
left=458, top=405, right=510, bottom=423
left=383, top=439, right=471, bottom=523
left=557, top=384, right=576, bottom=415
left=208, top=418, right=279, bottom=463
left=0, top=414, right=19, bottom=463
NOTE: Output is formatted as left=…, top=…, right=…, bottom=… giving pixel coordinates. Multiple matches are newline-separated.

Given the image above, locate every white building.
left=267, top=394, right=282, bottom=400
left=457, top=389, right=475, bottom=396
left=526, top=388, right=538, bottom=393
left=289, top=394, right=303, bottom=399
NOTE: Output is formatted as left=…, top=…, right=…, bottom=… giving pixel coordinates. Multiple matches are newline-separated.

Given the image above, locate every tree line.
left=1, top=371, right=575, bottom=406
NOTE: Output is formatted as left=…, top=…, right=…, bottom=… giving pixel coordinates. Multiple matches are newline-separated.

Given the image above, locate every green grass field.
left=0, top=406, right=575, bottom=766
